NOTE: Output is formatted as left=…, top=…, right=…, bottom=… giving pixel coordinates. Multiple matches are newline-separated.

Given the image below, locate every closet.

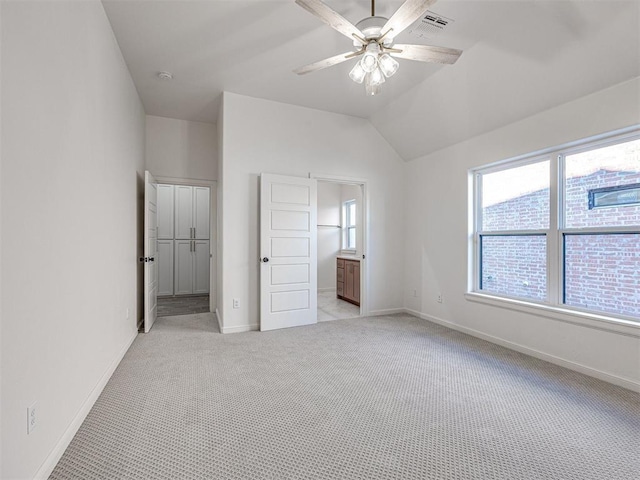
left=157, top=184, right=210, bottom=296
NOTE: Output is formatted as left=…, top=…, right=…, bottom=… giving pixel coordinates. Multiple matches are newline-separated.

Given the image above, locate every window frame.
left=342, top=199, right=356, bottom=252
left=470, top=127, right=640, bottom=329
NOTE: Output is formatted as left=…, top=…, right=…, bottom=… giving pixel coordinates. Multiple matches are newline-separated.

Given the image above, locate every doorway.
left=155, top=178, right=217, bottom=318
left=315, top=176, right=366, bottom=321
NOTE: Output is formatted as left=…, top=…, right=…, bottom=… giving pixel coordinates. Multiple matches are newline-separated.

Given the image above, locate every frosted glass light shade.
left=364, top=69, right=385, bottom=95
left=365, top=81, right=381, bottom=96
left=361, top=53, right=378, bottom=73
left=368, top=67, right=385, bottom=87
left=361, top=43, right=380, bottom=73
left=378, top=54, right=399, bottom=78
left=349, top=61, right=366, bottom=84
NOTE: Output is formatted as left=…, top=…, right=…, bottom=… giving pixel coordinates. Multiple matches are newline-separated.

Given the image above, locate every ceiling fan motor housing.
left=354, top=16, right=392, bottom=46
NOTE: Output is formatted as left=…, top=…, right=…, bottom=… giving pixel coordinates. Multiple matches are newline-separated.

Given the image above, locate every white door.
left=193, top=187, right=210, bottom=239
left=144, top=171, right=158, bottom=333
left=157, top=240, right=174, bottom=296
left=194, top=240, right=210, bottom=294
left=174, top=240, right=194, bottom=295
left=260, top=174, right=317, bottom=331
left=157, top=184, right=174, bottom=240
left=174, top=185, right=193, bottom=239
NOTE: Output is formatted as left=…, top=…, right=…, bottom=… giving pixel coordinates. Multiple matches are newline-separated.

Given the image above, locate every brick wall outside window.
left=481, top=169, right=640, bottom=318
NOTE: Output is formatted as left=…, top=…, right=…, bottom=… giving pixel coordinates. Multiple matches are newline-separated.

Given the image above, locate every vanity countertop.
left=337, top=255, right=360, bottom=261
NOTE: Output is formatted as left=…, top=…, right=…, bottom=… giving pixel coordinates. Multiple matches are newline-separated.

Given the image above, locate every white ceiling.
left=102, top=0, right=640, bottom=160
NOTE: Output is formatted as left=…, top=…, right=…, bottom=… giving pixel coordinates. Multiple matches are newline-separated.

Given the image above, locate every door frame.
left=154, top=176, right=218, bottom=313
left=310, top=173, right=369, bottom=317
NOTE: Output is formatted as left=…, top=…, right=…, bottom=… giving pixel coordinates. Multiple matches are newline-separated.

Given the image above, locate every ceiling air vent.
left=407, top=10, right=454, bottom=40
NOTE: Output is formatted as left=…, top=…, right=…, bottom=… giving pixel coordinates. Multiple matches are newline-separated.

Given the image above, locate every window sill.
left=340, top=249, right=356, bottom=255
left=465, top=292, right=640, bottom=338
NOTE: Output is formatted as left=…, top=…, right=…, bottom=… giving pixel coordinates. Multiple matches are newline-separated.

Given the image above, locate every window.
left=343, top=199, right=356, bottom=251
left=472, top=130, right=640, bottom=322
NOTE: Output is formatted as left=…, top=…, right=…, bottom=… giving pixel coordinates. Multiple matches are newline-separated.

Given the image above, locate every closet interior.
left=157, top=184, right=211, bottom=316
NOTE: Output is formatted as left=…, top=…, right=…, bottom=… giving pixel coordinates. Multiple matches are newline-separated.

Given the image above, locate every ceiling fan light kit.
left=294, top=0, right=462, bottom=96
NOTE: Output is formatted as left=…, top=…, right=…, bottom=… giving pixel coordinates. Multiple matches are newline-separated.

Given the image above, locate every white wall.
left=404, top=77, right=640, bottom=389
left=146, top=115, right=217, bottom=181
left=0, top=2, right=145, bottom=478
left=317, top=182, right=341, bottom=291
left=219, top=92, right=405, bottom=332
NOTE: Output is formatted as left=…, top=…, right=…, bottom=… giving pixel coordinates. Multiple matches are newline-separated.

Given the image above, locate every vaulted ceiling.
left=102, top=0, right=640, bottom=160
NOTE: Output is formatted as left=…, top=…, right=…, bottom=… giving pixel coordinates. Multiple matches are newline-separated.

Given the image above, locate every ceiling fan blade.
left=382, top=0, right=437, bottom=39
left=391, top=44, right=462, bottom=64
left=293, top=50, right=363, bottom=75
left=296, top=0, right=365, bottom=43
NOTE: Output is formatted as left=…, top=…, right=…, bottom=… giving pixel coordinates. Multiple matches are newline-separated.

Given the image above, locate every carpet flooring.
left=50, top=313, right=639, bottom=479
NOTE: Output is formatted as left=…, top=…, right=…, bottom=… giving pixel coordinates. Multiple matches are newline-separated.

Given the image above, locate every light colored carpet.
left=51, top=313, right=639, bottom=479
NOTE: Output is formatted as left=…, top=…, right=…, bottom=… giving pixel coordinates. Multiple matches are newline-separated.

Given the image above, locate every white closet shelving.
left=157, top=184, right=210, bottom=296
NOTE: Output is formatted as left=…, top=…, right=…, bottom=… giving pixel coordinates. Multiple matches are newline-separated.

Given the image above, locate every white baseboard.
left=221, top=323, right=259, bottom=334
left=368, top=308, right=405, bottom=317
left=405, top=308, right=639, bottom=393
left=34, top=330, right=138, bottom=479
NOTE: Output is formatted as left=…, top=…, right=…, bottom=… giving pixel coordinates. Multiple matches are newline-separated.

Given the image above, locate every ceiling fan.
left=294, top=0, right=462, bottom=95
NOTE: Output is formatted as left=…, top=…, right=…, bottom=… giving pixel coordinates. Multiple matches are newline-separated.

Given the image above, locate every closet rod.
left=318, top=224, right=340, bottom=228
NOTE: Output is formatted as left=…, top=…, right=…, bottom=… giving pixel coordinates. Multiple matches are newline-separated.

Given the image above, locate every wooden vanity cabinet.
left=337, top=258, right=360, bottom=306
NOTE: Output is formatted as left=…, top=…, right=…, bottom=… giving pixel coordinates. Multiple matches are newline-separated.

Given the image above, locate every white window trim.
left=342, top=199, right=356, bottom=253
left=468, top=126, right=640, bottom=335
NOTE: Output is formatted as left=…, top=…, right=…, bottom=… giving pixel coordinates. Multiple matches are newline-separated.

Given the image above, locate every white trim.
left=465, top=292, right=640, bottom=337
left=311, top=173, right=369, bottom=318
left=405, top=308, right=640, bottom=393
left=154, top=175, right=216, bottom=186
left=368, top=308, right=405, bottom=316
left=33, top=331, right=138, bottom=479
left=309, top=173, right=368, bottom=185
left=470, top=128, right=640, bottom=325
left=154, top=176, right=217, bottom=312
left=215, top=308, right=223, bottom=333
left=221, top=323, right=259, bottom=334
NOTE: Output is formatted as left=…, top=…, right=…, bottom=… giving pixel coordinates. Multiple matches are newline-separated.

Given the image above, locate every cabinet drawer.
left=337, top=281, right=344, bottom=296
left=337, top=268, right=344, bottom=283
left=337, top=258, right=345, bottom=268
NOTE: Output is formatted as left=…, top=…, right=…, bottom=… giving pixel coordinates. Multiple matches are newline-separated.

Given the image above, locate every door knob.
left=262, top=257, right=269, bottom=263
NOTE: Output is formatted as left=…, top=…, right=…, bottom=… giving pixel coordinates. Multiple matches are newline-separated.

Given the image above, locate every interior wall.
left=145, top=115, right=217, bottom=181
left=317, top=182, right=341, bottom=291
left=0, top=2, right=145, bottom=478
left=219, top=92, right=405, bottom=333
left=404, top=77, right=640, bottom=388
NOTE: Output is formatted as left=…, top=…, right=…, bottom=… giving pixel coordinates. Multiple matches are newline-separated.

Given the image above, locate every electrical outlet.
left=437, top=293, right=443, bottom=303
left=233, top=298, right=240, bottom=309
left=27, top=402, right=37, bottom=434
